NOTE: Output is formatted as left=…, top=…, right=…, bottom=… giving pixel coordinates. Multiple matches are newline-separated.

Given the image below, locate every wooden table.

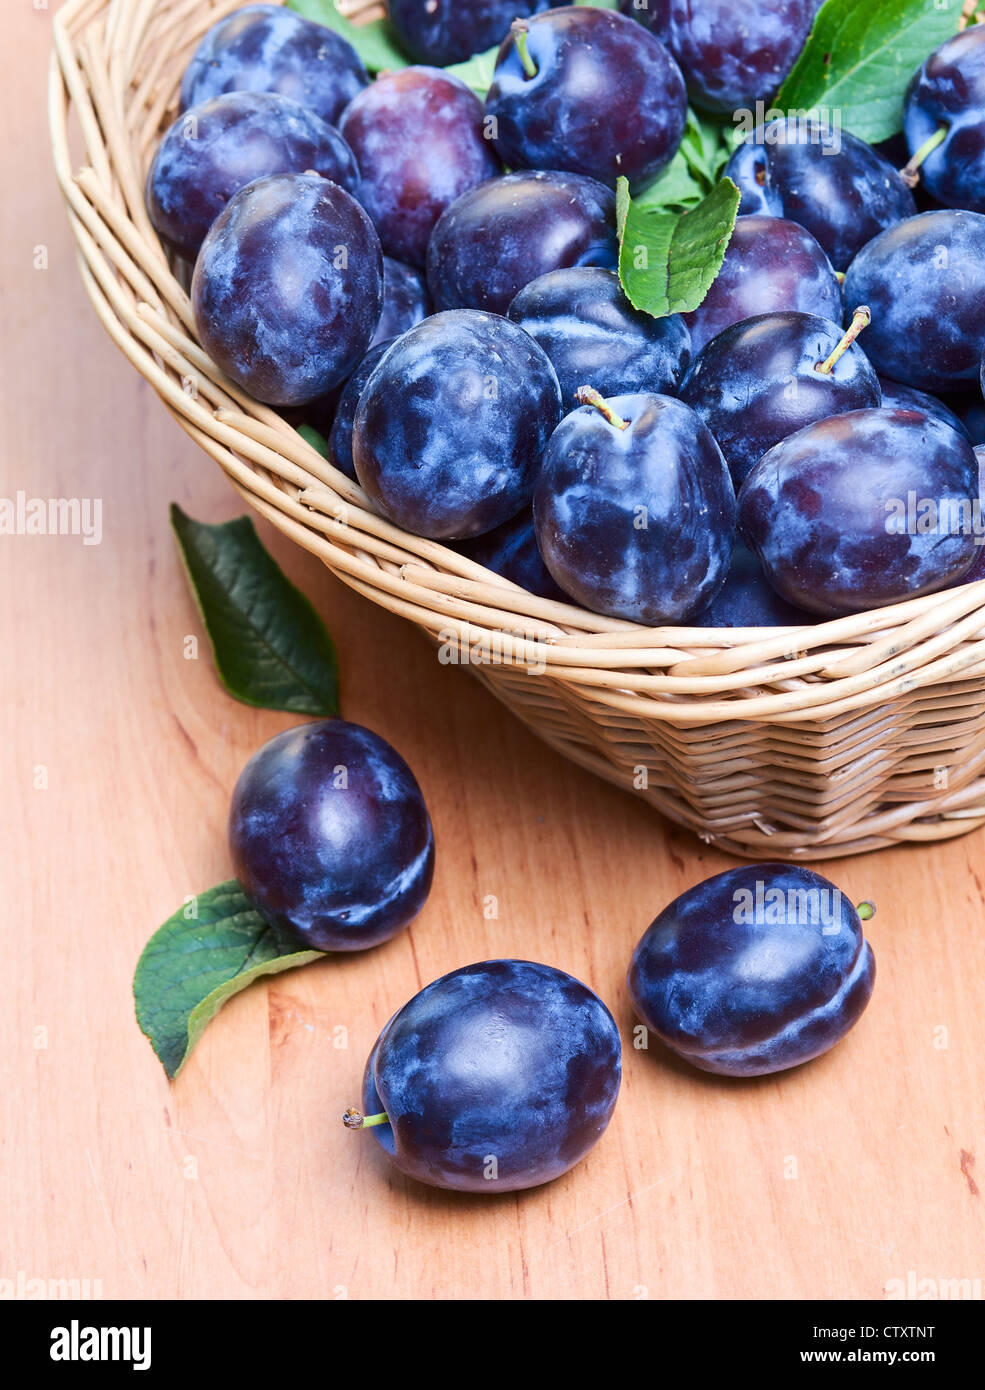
left=5, top=4, right=984, bottom=1302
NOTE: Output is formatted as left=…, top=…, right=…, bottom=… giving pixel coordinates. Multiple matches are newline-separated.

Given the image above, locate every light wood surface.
left=4, top=5, right=984, bottom=1301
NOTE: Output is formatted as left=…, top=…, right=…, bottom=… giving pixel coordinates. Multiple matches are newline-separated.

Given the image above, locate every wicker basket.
left=50, top=0, right=985, bottom=858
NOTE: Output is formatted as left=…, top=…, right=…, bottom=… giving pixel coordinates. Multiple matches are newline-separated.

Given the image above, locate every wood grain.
left=3, top=4, right=984, bottom=1301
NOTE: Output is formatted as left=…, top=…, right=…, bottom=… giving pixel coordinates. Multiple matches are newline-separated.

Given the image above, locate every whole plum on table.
left=617, top=0, right=671, bottom=37
left=457, top=510, right=568, bottom=602
left=372, top=257, right=430, bottom=346
left=682, top=216, right=842, bottom=355
left=877, top=378, right=968, bottom=437
left=327, top=338, right=396, bottom=481
left=338, top=67, right=500, bottom=269
left=903, top=26, right=985, bottom=213
left=427, top=171, right=617, bottom=316
left=146, top=91, right=360, bottom=262
left=192, top=173, right=383, bottom=406
left=725, top=118, right=915, bottom=270
left=384, top=0, right=569, bottom=66
left=694, top=538, right=816, bottom=628
left=349, top=959, right=621, bottom=1192
left=228, top=720, right=434, bottom=953
left=842, top=210, right=985, bottom=393
left=353, top=310, right=562, bottom=539
left=485, top=7, right=686, bottom=190
left=665, top=0, right=818, bottom=115
left=628, top=864, right=876, bottom=1077
left=738, top=408, right=981, bottom=616
left=534, top=390, right=736, bottom=624
left=680, top=309, right=880, bottom=488
left=180, top=4, right=368, bottom=126
left=507, top=268, right=691, bottom=411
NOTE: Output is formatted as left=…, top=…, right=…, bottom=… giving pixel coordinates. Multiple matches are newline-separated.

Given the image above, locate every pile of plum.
left=149, top=2, right=985, bottom=627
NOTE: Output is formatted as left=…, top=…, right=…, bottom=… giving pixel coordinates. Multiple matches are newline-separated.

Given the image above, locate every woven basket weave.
left=50, top=0, right=985, bottom=858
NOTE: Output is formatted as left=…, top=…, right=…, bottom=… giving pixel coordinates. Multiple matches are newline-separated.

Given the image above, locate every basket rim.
left=47, top=0, right=985, bottom=732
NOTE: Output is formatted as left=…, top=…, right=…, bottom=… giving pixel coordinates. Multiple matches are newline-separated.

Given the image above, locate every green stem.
left=815, top=306, right=871, bottom=375
left=575, top=385, right=630, bottom=430
left=900, top=125, right=947, bottom=187
left=342, top=1108, right=389, bottom=1130
left=511, top=20, right=538, bottom=80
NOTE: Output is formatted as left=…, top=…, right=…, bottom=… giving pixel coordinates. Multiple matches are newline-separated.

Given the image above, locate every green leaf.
left=444, top=45, right=501, bottom=96
left=171, top=504, right=340, bottom=716
left=297, top=423, right=330, bottom=459
left=617, top=176, right=741, bottom=319
left=633, top=151, right=707, bottom=214
left=775, top=0, right=964, bottom=145
left=286, top=0, right=409, bottom=73
left=134, top=882, right=323, bottom=1079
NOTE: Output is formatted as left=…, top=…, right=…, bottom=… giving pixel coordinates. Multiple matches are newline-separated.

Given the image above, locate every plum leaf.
left=617, top=176, right=740, bottom=318
left=171, top=505, right=340, bottom=716
left=134, top=882, right=324, bottom=1079
left=286, top=0, right=409, bottom=72
left=776, top=0, right=964, bottom=144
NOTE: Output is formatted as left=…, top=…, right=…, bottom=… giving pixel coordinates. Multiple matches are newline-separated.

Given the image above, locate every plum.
left=229, top=720, right=434, bottom=952
left=353, top=309, right=562, bottom=539
left=384, top=0, right=570, bottom=66
left=628, top=864, right=876, bottom=1076
left=192, top=172, right=383, bottom=407
left=147, top=90, right=360, bottom=261
left=180, top=4, right=368, bottom=126
left=485, top=7, right=686, bottom=190
left=738, top=407, right=981, bottom=616
left=507, top=267, right=691, bottom=411
left=427, top=171, right=617, bottom=316
left=682, top=215, right=842, bottom=355
left=534, top=389, right=736, bottom=623
left=338, top=67, right=500, bottom=269
left=350, top=959, right=621, bottom=1192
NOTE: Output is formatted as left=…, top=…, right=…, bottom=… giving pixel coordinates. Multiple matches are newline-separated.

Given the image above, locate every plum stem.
left=575, top=385, right=629, bottom=430
left=343, top=1108, right=389, bottom=1130
left=511, top=20, right=538, bottom=79
left=900, top=125, right=947, bottom=187
left=815, top=306, right=871, bottom=375
left=856, top=901, right=876, bottom=921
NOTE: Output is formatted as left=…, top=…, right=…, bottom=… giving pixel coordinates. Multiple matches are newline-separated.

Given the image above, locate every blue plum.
left=372, top=257, right=430, bottom=346
left=959, top=444, right=985, bottom=583
left=506, top=267, right=691, bottom=411
left=842, top=210, right=985, bottom=393
left=353, top=309, right=562, bottom=539
left=353, top=959, right=621, bottom=1192
left=665, top=0, right=818, bottom=115
left=228, top=719, right=434, bottom=953
left=738, top=408, right=980, bottom=616
left=338, top=67, right=499, bottom=269
left=682, top=215, right=842, bottom=355
left=725, top=118, right=915, bottom=271
left=694, top=538, right=815, bottom=628
left=877, top=378, right=968, bottom=437
left=180, top=4, right=368, bottom=126
left=327, top=338, right=396, bottom=481
left=628, top=864, right=876, bottom=1077
left=384, top=0, right=570, bottom=66
left=485, top=7, right=686, bottom=190
left=903, top=26, right=985, bottom=214
left=147, top=90, right=359, bottom=262
left=680, top=309, right=880, bottom=488
left=427, top=171, right=617, bottom=316
left=191, top=172, right=383, bottom=406
left=457, top=510, right=568, bottom=602
left=534, top=390, right=736, bottom=623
